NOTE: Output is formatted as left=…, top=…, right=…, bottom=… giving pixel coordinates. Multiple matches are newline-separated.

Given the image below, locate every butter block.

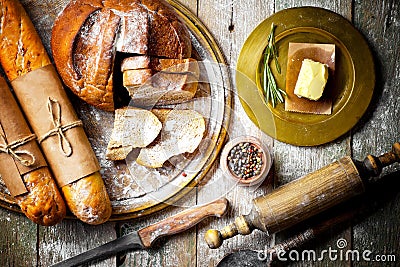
left=294, top=59, right=328, bottom=101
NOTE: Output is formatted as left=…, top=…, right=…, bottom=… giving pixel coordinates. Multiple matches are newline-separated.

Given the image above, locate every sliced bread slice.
left=126, top=71, right=199, bottom=106
left=122, top=57, right=200, bottom=106
left=106, top=107, right=162, bottom=160
left=150, top=58, right=199, bottom=73
left=136, top=109, right=205, bottom=168
left=122, top=69, right=153, bottom=89
left=121, top=55, right=151, bottom=72
left=121, top=57, right=198, bottom=73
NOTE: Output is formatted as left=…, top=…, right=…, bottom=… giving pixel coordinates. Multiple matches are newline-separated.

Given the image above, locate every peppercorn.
left=227, top=142, right=263, bottom=180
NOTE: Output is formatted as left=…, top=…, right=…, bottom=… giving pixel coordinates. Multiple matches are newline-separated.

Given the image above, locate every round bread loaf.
left=51, top=0, right=192, bottom=111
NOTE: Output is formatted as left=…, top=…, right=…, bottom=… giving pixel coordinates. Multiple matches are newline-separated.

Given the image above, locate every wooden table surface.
left=1, top=0, right=399, bottom=266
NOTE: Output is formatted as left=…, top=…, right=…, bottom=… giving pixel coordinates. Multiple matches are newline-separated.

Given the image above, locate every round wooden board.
left=0, top=0, right=231, bottom=221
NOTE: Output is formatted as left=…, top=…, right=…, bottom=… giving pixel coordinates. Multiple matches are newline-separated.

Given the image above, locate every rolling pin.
left=205, top=143, right=400, bottom=248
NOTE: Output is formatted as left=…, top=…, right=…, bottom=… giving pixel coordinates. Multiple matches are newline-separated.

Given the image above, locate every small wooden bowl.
left=220, top=136, right=272, bottom=187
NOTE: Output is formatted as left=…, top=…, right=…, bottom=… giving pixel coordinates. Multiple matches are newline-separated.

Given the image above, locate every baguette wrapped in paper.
left=0, top=0, right=111, bottom=224
left=0, top=76, right=66, bottom=226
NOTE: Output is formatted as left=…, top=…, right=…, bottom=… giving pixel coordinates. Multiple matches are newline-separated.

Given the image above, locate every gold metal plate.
left=237, top=7, right=375, bottom=146
left=0, top=0, right=231, bottom=221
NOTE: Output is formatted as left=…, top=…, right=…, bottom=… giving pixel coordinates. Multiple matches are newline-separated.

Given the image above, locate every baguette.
left=0, top=0, right=111, bottom=225
left=15, top=168, right=66, bottom=226
left=0, top=77, right=66, bottom=226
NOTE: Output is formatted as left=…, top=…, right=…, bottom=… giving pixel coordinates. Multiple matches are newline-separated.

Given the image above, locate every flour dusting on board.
left=76, top=103, right=147, bottom=205
left=0, top=175, right=10, bottom=195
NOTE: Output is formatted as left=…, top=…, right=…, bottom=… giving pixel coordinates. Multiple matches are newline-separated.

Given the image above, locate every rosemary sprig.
left=261, top=23, right=286, bottom=107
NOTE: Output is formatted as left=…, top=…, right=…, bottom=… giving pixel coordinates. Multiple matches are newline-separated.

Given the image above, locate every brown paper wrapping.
left=284, top=43, right=335, bottom=115
left=11, top=64, right=100, bottom=187
left=0, top=77, right=47, bottom=196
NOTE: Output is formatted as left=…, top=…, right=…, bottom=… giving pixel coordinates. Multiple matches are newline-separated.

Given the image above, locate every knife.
left=51, top=198, right=228, bottom=267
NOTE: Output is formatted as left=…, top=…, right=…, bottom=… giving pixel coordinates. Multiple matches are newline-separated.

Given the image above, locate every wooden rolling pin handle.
left=361, top=142, right=400, bottom=177
left=205, top=215, right=251, bottom=249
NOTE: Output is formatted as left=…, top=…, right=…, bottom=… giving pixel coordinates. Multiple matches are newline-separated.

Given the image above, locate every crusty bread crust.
left=0, top=0, right=111, bottom=225
left=72, top=9, right=120, bottom=111
left=51, top=0, right=192, bottom=111
left=50, top=1, right=102, bottom=90
left=61, top=172, right=112, bottom=225
left=0, top=0, right=51, bottom=81
left=15, top=168, right=66, bottom=226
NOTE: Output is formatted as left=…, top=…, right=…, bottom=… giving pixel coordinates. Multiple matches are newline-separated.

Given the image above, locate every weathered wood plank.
left=175, top=0, right=197, bottom=15
left=275, top=0, right=352, bottom=19
left=0, top=1, right=398, bottom=267
left=352, top=0, right=400, bottom=266
left=0, top=209, right=37, bottom=267
left=196, top=1, right=275, bottom=266
left=38, top=222, right=117, bottom=267
left=120, top=190, right=197, bottom=267
left=273, top=1, right=353, bottom=266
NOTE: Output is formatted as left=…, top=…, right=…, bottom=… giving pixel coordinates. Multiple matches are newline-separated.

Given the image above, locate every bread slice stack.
left=106, top=107, right=205, bottom=168
left=122, top=56, right=200, bottom=106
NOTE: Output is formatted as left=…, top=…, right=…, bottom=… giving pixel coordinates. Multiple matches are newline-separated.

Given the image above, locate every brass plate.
left=237, top=7, right=375, bottom=146
left=0, top=0, right=231, bottom=221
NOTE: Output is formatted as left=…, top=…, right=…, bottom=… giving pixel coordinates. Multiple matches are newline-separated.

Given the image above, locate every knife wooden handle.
left=138, top=198, right=229, bottom=248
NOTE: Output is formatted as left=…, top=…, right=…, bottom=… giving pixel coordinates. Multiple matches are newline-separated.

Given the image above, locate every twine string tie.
left=0, top=132, right=36, bottom=167
left=37, top=97, right=83, bottom=157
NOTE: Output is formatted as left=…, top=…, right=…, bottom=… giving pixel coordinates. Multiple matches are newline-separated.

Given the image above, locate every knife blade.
left=51, top=198, right=228, bottom=267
